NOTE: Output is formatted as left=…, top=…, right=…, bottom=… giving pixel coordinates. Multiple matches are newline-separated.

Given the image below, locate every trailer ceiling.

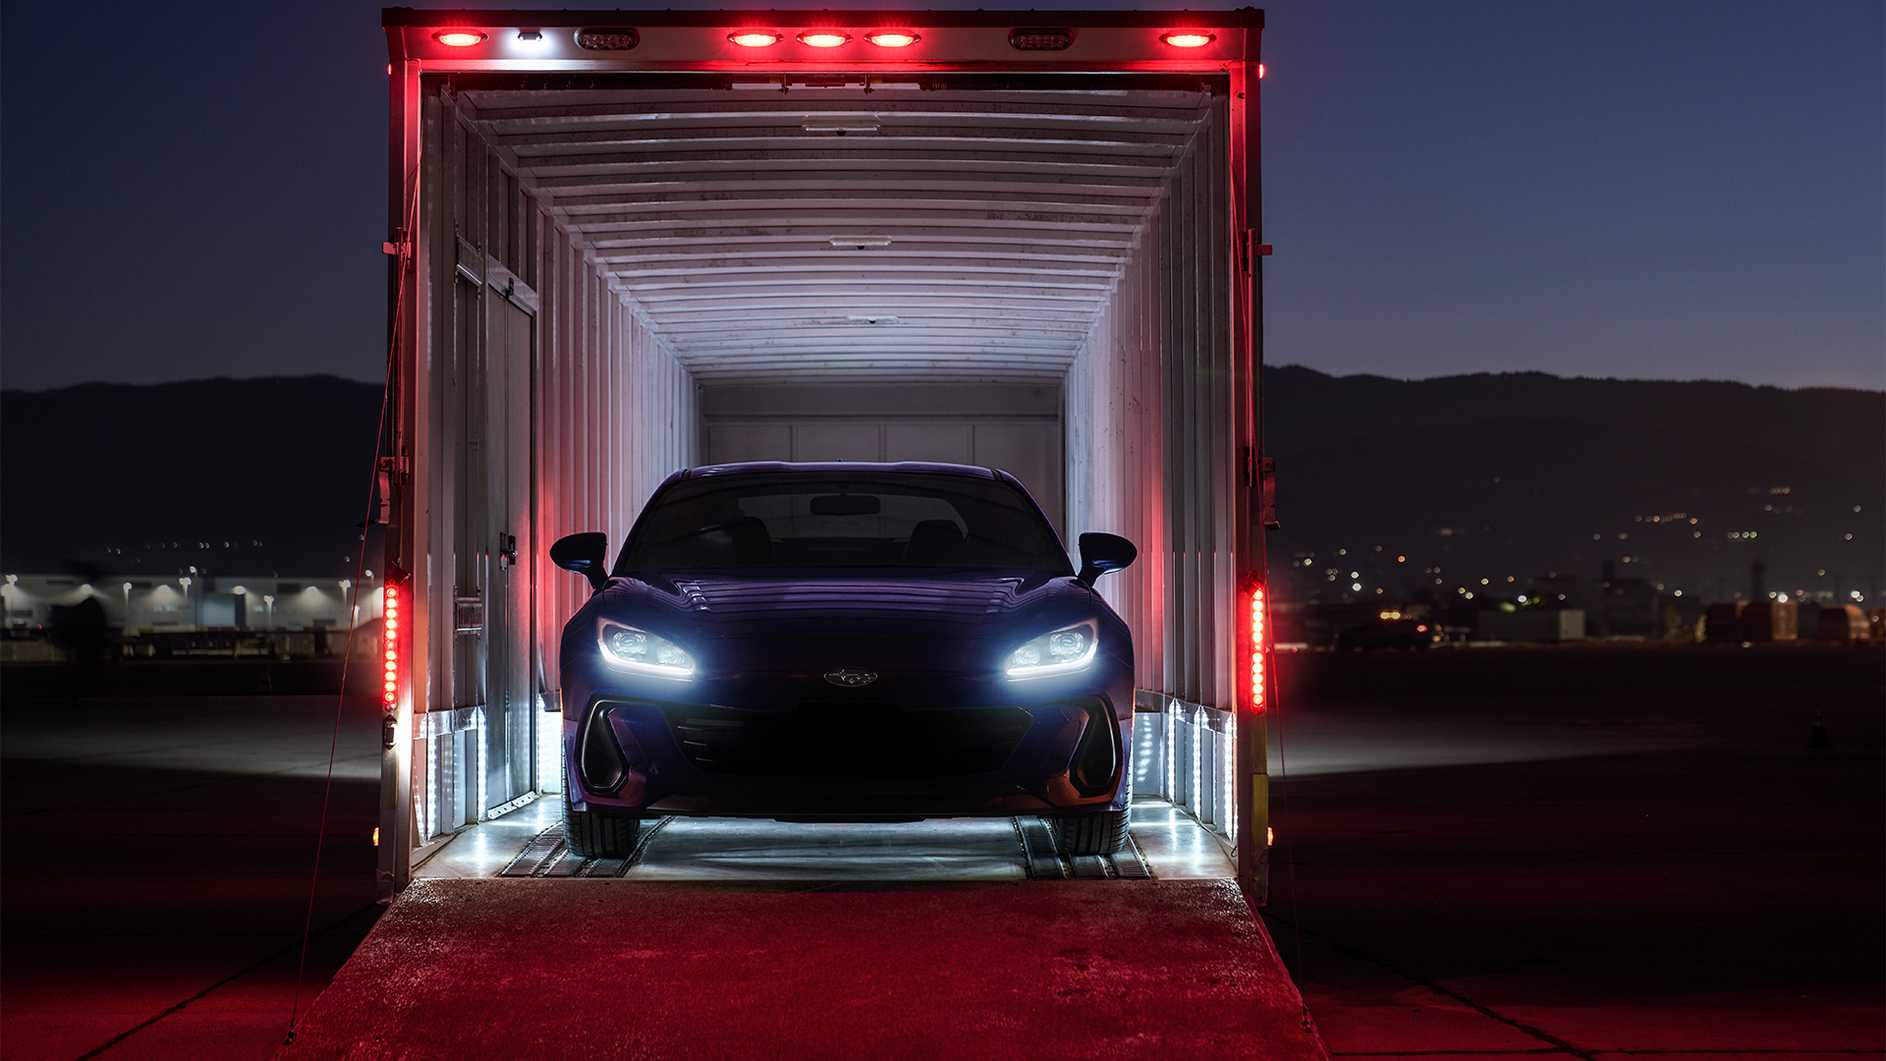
left=454, top=80, right=1216, bottom=383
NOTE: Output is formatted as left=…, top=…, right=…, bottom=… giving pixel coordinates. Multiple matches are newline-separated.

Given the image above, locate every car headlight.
left=597, top=619, right=695, bottom=680
left=1004, top=619, right=1099, bottom=680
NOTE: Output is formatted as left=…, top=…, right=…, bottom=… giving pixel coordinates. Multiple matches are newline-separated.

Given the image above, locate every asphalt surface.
left=1263, top=644, right=1886, bottom=1059
left=3, top=645, right=1880, bottom=1059
left=1, top=663, right=383, bottom=1060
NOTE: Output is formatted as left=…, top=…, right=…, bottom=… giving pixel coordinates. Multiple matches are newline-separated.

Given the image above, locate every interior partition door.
left=484, top=286, right=536, bottom=813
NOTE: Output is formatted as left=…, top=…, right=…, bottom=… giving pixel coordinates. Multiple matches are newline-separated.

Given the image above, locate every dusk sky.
left=2, top=0, right=1880, bottom=391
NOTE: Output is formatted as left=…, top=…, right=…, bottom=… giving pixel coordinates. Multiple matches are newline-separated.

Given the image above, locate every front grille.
left=665, top=702, right=1032, bottom=777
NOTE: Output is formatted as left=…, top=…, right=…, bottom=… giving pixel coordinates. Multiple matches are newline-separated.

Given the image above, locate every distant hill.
left=1262, top=366, right=1885, bottom=603
left=3, top=370, right=1880, bottom=601
left=1, top=376, right=382, bottom=578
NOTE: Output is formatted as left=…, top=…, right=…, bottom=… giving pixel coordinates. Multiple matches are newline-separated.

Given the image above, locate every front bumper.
left=564, top=667, right=1132, bottom=819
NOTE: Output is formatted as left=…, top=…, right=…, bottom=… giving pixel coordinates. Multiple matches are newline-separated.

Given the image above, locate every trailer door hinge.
left=1260, top=457, right=1280, bottom=530
left=382, top=237, right=412, bottom=258
left=375, top=456, right=401, bottom=525
left=1237, top=231, right=1272, bottom=275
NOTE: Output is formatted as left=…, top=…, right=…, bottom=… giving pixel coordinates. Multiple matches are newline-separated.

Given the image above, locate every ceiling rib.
left=464, top=84, right=1207, bottom=383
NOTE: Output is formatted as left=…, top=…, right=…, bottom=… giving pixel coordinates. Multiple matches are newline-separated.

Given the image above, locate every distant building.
left=1474, top=607, right=1586, bottom=644
left=0, top=572, right=379, bottom=635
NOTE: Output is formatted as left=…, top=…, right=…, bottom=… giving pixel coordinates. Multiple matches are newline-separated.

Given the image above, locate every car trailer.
left=292, top=9, right=1312, bottom=1055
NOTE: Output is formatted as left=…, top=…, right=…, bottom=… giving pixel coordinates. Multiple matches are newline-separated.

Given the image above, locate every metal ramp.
left=494, top=815, right=1154, bottom=881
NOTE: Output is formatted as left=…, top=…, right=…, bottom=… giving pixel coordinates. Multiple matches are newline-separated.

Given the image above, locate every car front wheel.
left=1049, top=807, right=1130, bottom=855
left=563, top=790, right=641, bottom=859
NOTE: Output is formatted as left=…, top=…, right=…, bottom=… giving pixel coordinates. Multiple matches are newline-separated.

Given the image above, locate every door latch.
left=498, top=532, right=519, bottom=567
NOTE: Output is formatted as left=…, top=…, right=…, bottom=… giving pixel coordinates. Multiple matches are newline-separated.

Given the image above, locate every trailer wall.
left=1066, top=97, right=1236, bottom=713
left=400, top=88, right=697, bottom=849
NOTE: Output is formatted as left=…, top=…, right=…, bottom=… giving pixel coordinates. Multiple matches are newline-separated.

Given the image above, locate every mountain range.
left=3, top=369, right=1880, bottom=603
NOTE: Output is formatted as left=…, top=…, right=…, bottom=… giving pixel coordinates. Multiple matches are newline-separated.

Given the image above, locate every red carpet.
left=281, top=878, right=1324, bottom=1059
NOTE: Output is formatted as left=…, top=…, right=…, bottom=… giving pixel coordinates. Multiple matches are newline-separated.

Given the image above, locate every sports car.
left=549, top=462, right=1138, bottom=858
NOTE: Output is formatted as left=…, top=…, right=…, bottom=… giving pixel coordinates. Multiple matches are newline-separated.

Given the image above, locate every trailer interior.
left=375, top=9, right=1272, bottom=899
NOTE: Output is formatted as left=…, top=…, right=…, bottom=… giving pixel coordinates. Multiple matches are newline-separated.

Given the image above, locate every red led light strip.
left=1248, top=586, right=1267, bottom=713
left=382, top=584, right=401, bottom=708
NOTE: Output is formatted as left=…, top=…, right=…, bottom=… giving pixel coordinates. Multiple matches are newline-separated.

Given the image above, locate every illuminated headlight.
left=1004, top=619, right=1098, bottom=680
left=598, top=619, right=695, bottom=679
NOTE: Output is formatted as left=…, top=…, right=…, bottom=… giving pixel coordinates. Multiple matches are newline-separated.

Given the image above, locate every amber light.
left=864, top=31, right=920, bottom=48
left=728, top=31, right=782, bottom=47
left=1160, top=30, right=1216, bottom=48
left=1248, top=585, right=1268, bottom=713
left=797, top=30, right=851, bottom=48
left=433, top=30, right=487, bottom=47
left=382, top=584, right=401, bottom=709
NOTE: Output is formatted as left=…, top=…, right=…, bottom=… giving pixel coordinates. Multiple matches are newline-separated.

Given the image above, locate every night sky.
left=2, top=0, right=1880, bottom=391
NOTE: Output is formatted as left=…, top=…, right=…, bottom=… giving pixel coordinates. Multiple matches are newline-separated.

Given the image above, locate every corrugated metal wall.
left=1065, top=97, right=1237, bottom=712
left=411, top=86, right=696, bottom=838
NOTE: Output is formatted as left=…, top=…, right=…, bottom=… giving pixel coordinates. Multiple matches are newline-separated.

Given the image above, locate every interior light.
left=797, top=30, right=851, bottom=48
left=865, top=31, right=920, bottom=48
left=728, top=31, right=782, bottom=48
left=433, top=30, right=487, bottom=48
left=1161, top=31, right=1216, bottom=48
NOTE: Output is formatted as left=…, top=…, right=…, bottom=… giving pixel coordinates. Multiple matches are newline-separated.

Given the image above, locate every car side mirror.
left=550, top=532, right=610, bottom=592
left=1077, top=532, right=1137, bottom=587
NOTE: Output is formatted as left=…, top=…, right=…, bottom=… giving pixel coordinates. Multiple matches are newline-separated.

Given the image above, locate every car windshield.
left=617, top=472, right=1072, bottom=576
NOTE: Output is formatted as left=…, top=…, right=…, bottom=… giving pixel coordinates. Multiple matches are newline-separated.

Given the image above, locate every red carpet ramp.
left=282, top=878, right=1325, bottom=1059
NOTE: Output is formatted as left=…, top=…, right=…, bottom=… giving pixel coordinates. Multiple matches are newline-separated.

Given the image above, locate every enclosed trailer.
left=378, top=8, right=1273, bottom=897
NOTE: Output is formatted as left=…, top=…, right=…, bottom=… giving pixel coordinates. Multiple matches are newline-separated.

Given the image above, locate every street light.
left=262, top=594, right=275, bottom=628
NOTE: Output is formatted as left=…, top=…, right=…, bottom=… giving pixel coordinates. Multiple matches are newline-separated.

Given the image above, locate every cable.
left=284, top=167, right=418, bottom=1045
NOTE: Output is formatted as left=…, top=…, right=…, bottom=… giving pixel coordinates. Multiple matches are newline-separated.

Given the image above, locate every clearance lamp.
left=433, top=30, right=487, bottom=47
left=1160, top=31, right=1216, bottom=48
left=864, top=31, right=920, bottom=48
left=797, top=30, right=852, bottom=48
left=728, top=31, right=782, bottom=48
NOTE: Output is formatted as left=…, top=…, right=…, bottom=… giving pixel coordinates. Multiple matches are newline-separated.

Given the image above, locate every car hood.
left=590, top=572, right=1098, bottom=672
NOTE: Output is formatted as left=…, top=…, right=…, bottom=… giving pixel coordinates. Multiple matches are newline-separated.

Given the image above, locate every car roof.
left=682, top=461, right=998, bottom=480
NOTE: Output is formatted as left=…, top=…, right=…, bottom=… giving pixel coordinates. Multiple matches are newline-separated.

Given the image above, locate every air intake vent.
left=1009, top=27, right=1074, bottom=51
left=575, top=27, right=640, bottom=51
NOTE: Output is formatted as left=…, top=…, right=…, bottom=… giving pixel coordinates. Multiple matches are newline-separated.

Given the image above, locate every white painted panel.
left=708, top=422, right=792, bottom=463
left=974, top=421, right=1063, bottom=535
left=791, top=422, right=882, bottom=461
left=883, top=422, right=974, bottom=463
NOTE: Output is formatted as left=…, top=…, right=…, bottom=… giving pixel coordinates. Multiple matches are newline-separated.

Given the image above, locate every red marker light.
left=864, top=31, right=920, bottom=48
left=1248, top=585, right=1268, bottom=713
left=1258, top=62, right=1267, bottom=79
left=728, top=31, right=782, bottom=47
left=382, top=584, right=401, bottom=708
left=433, top=30, right=487, bottom=48
left=1160, top=31, right=1215, bottom=48
left=797, top=30, right=851, bottom=48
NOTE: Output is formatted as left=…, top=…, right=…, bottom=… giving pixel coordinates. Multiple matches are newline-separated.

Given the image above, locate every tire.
left=563, top=790, right=641, bottom=859
left=1050, top=807, right=1130, bottom=856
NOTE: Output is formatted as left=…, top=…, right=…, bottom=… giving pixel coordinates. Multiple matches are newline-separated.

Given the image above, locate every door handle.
left=498, top=532, right=519, bottom=567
